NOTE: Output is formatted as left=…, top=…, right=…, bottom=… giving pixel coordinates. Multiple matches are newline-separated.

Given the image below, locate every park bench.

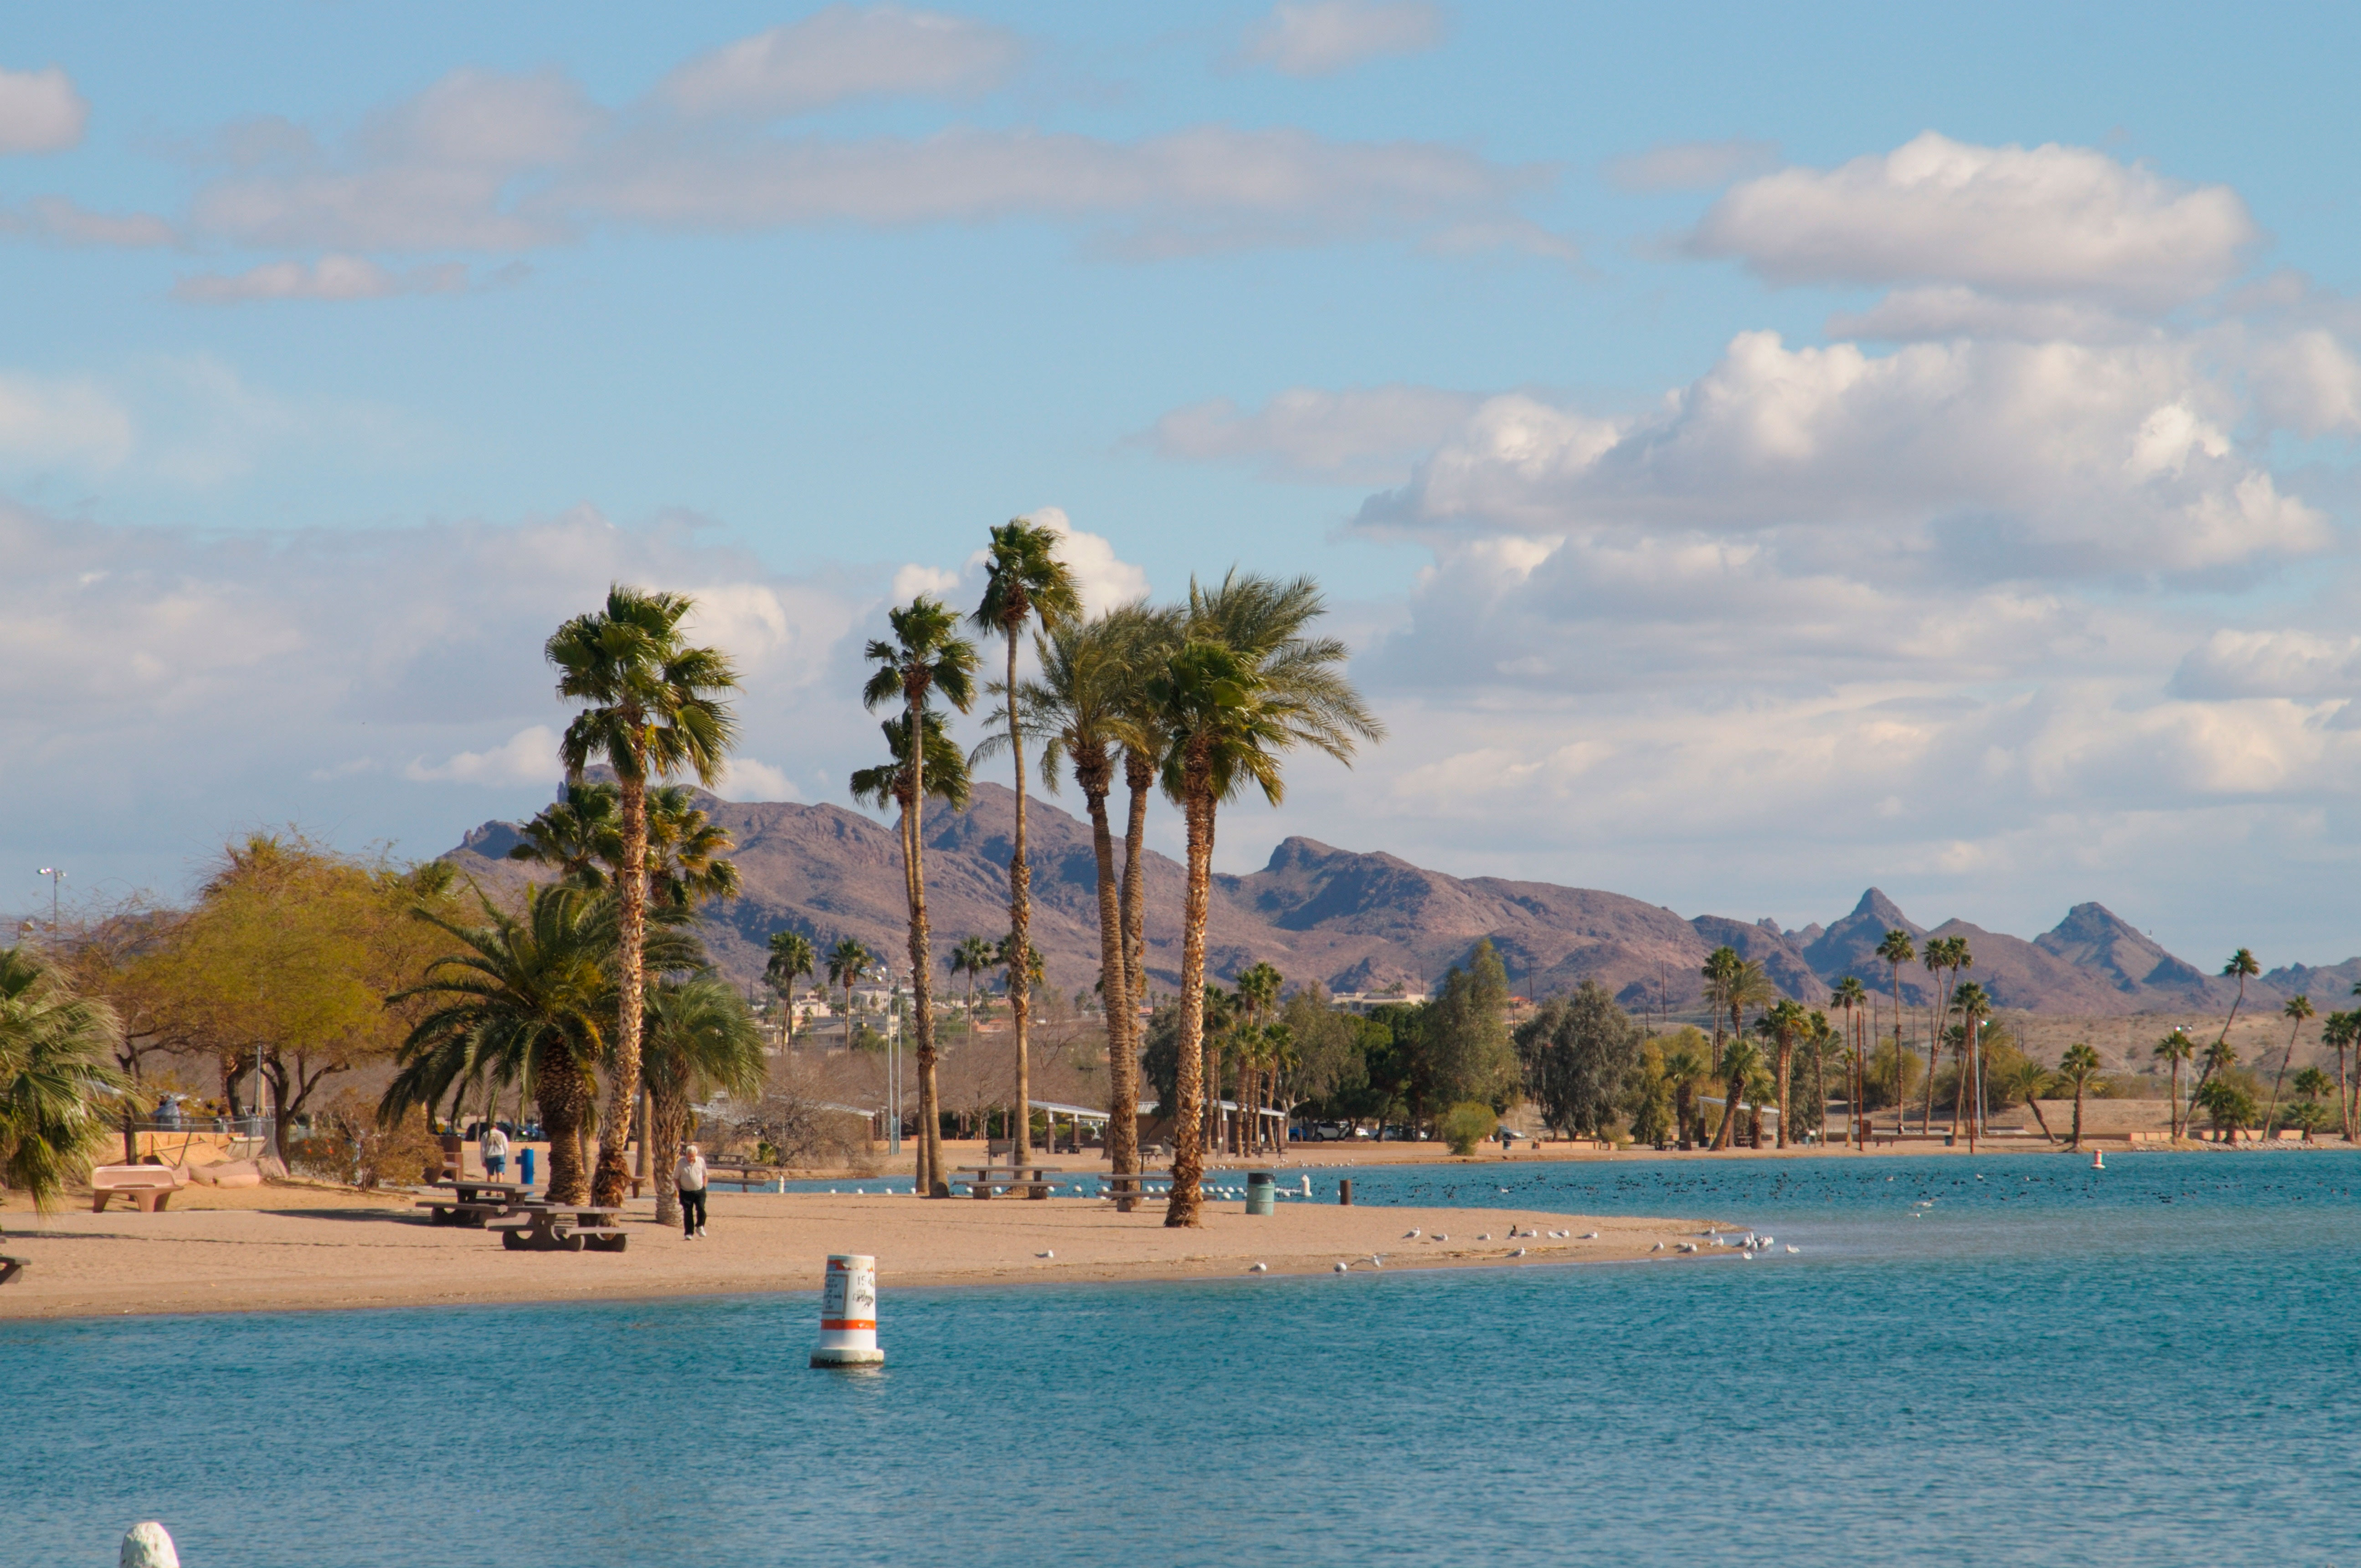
left=952, top=1165, right=1053, bottom=1200
left=1099, top=1171, right=1175, bottom=1212
left=488, top=1203, right=629, bottom=1253
left=90, top=1165, right=189, bottom=1213
left=703, top=1162, right=782, bottom=1192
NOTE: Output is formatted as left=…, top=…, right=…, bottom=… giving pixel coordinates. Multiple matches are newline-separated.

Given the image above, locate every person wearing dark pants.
left=677, top=1142, right=709, bottom=1239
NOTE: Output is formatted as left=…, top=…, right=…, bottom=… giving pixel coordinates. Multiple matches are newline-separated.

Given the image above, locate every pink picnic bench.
left=90, top=1164, right=190, bottom=1213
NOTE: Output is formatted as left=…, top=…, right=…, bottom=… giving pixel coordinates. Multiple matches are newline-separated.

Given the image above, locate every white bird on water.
left=1785, top=1245, right=1800, bottom=1254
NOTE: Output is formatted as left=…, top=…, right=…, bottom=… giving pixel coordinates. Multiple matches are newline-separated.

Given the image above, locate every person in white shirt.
left=676, top=1142, right=709, bottom=1238
left=480, top=1123, right=509, bottom=1179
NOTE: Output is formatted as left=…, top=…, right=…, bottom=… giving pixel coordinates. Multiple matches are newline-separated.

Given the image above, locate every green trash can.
left=1245, top=1171, right=1275, bottom=1216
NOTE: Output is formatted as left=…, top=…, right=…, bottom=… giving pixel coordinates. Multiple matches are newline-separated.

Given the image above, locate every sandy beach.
left=0, top=1178, right=1716, bottom=1321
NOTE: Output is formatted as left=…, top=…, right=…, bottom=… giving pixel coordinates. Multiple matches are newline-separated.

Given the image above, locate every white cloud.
left=713, top=756, right=800, bottom=801
left=2171, top=630, right=2361, bottom=700
left=660, top=5, right=1023, bottom=118
left=0, top=196, right=176, bottom=247
left=0, top=371, right=135, bottom=471
left=171, top=255, right=474, bottom=304
left=1024, top=507, right=1150, bottom=617
left=1604, top=138, right=1779, bottom=193
left=1235, top=1, right=1446, bottom=77
left=1146, top=383, right=1480, bottom=483
left=1692, top=131, right=2256, bottom=308
left=406, top=725, right=564, bottom=786
left=891, top=563, right=961, bottom=601
left=1825, top=286, right=2149, bottom=344
left=0, top=65, right=86, bottom=154
left=2245, top=328, right=2361, bottom=437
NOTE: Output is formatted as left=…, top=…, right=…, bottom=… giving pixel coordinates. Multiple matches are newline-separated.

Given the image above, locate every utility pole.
left=36, top=866, right=64, bottom=931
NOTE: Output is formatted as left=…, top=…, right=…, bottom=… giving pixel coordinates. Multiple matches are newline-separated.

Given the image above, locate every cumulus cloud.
left=406, top=725, right=564, bottom=785
left=714, top=756, right=800, bottom=801
left=1145, top=384, right=1480, bottom=483
left=1692, top=131, right=2256, bottom=309
left=1021, top=508, right=1150, bottom=616
left=1604, top=138, right=1779, bottom=193
left=2170, top=630, right=2361, bottom=700
left=172, top=255, right=474, bottom=304
left=0, top=65, right=86, bottom=154
left=659, top=5, right=1023, bottom=118
left=1235, top=1, right=1446, bottom=76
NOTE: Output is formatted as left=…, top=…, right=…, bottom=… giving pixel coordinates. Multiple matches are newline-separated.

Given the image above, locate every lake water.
left=10, top=1152, right=2361, bottom=1566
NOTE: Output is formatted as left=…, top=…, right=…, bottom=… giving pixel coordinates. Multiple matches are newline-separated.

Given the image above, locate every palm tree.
left=2328, top=1007, right=2358, bottom=1142
left=1919, top=936, right=1971, bottom=1133
left=1951, top=980, right=1991, bottom=1140
left=826, top=938, right=877, bottom=1050
left=1233, top=962, right=1284, bottom=1153
left=2212, top=948, right=2261, bottom=1064
left=383, top=885, right=701, bottom=1203
left=765, top=931, right=816, bottom=1046
left=2000, top=1059, right=2057, bottom=1143
left=863, top=596, right=980, bottom=1199
left=2263, top=994, right=2314, bottom=1136
left=1876, top=929, right=1915, bottom=1130
left=643, top=974, right=766, bottom=1228
left=1756, top=998, right=1809, bottom=1148
left=970, top=520, right=1080, bottom=1164
left=545, top=585, right=741, bottom=1207
left=950, top=935, right=996, bottom=1051
left=2292, top=1066, right=2335, bottom=1141
left=2057, top=1043, right=2101, bottom=1151
left=1700, top=946, right=1742, bottom=1074
left=0, top=946, right=126, bottom=1212
left=1151, top=572, right=1381, bottom=1225
left=1662, top=1044, right=1708, bottom=1146
left=1832, top=976, right=1867, bottom=1146
left=1111, top=605, right=1182, bottom=1148
left=1712, top=1037, right=1764, bottom=1150
left=509, top=780, right=740, bottom=908
left=993, top=604, right=1160, bottom=1179
left=2152, top=1027, right=2196, bottom=1139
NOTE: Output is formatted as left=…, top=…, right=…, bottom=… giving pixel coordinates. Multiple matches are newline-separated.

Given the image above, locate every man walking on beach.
left=480, top=1122, right=509, bottom=1181
left=676, top=1141, right=708, bottom=1239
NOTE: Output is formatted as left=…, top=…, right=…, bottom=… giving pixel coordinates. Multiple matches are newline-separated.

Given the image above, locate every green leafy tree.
left=545, top=584, right=741, bottom=1207
left=970, top=519, right=1080, bottom=1164
left=1149, top=572, right=1381, bottom=1225
left=2263, top=994, right=2314, bottom=1135
left=862, top=597, right=980, bottom=1197
left=1439, top=1100, right=1497, bottom=1156
left=764, top=931, right=816, bottom=1045
left=1516, top=980, right=1642, bottom=1139
left=0, top=946, right=127, bottom=1212
left=2056, top=1043, right=2102, bottom=1150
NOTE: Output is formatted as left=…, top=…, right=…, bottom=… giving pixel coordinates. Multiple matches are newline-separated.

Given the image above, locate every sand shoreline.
left=0, top=1182, right=1727, bottom=1323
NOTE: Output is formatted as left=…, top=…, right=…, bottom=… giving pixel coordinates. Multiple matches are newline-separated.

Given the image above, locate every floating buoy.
left=810, top=1254, right=883, bottom=1368
left=121, top=1522, right=179, bottom=1568
left=2092, top=1151, right=2105, bottom=1170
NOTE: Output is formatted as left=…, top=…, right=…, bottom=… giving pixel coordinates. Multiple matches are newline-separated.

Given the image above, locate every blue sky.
left=8, top=2, right=2361, bottom=970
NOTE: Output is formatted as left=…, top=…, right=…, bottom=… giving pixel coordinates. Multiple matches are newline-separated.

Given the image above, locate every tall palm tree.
left=1701, top=946, right=1742, bottom=1074
left=863, top=596, right=979, bottom=1199
left=1832, top=976, right=1867, bottom=1146
left=2264, top=994, right=2314, bottom=1136
left=1662, top=1044, right=1708, bottom=1146
left=643, top=974, right=766, bottom=1228
left=509, top=780, right=741, bottom=908
left=970, top=520, right=1080, bottom=1164
left=2328, top=1007, right=2358, bottom=1142
left=950, top=935, right=996, bottom=1050
left=2152, top=1027, right=2196, bottom=1139
left=1712, top=1036, right=1764, bottom=1150
left=2213, top=947, right=2262, bottom=1059
left=1876, top=929, right=1915, bottom=1129
left=2057, top=1043, right=2101, bottom=1151
left=765, top=930, right=816, bottom=1046
left=993, top=604, right=1160, bottom=1179
left=1951, top=981, right=1991, bottom=1139
left=1919, top=936, right=1971, bottom=1133
left=1233, top=962, right=1284, bottom=1153
left=1757, top=998, right=1810, bottom=1148
left=826, top=938, right=877, bottom=1050
left=1150, top=572, right=1382, bottom=1226
left=1115, top=607, right=1184, bottom=1127
left=0, top=946, right=126, bottom=1212
left=545, top=585, right=740, bottom=1207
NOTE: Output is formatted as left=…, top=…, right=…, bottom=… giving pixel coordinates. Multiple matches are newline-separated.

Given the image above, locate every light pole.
left=36, top=867, right=64, bottom=931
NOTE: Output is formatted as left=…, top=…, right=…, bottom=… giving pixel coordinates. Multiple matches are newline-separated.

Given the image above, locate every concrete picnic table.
left=488, top=1201, right=629, bottom=1253
left=414, top=1178, right=536, bottom=1227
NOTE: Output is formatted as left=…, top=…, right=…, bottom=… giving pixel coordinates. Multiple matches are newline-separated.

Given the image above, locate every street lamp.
left=36, top=867, right=64, bottom=931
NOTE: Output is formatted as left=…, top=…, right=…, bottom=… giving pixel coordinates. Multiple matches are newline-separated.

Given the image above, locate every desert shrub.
left=1440, top=1100, right=1497, bottom=1156
left=287, top=1089, right=442, bottom=1188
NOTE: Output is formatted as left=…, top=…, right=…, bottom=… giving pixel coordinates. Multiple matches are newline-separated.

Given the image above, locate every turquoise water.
left=9, top=1152, right=2361, bottom=1566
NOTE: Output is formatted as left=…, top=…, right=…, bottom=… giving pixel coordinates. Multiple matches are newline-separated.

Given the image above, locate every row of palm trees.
left=851, top=525, right=1380, bottom=1224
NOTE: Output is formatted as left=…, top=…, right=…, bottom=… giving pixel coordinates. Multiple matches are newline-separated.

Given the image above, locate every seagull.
left=1476, top=1233, right=1492, bottom=1241
left=1651, top=1242, right=1666, bottom=1252
left=1248, top=1262, right=1269, bottom=1273
left=1404, top=1228, right=1421, bottom=1239
left=1579, top=1230, right=1599, bottom=1240
left=1334, top=1261, right=1350, bottom=1273
left=1510, top=1248, right=1527, bottom=1258
left=1433, top=1233, right=1448, bottom=1242
left=1676, top=1242, right=1698, bottom=1253
left=1037, top=1249, right=1054, bottom=1259
left=1785, top=1245, right=1800, bottom=1254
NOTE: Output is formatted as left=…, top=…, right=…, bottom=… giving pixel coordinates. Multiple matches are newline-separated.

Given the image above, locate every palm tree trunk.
left=2025, top=1094, right=2057, bottom=1144
left=2339, top=1038, right=2353, bottom=1143
left=1118, top=749, right=1153, bottom=1172
left=1166, top=755, right=1216, bottom=1227
left=994, top=632, right=1035, bottom=1165
left=537, top=1050, right=592, bottom=1204
left=1811, top=1034, right=1824, bottom=1146
left=1921, top=987, right=1945, bottom=1133
left=592, top=771, right=649, bottom=1208
left=1888, top=966, right=1906, bottom=1131
left=1711, top=1075, right=1740, bottom=1150
left=2264, top=1020, right=2301, bottom=1137
left=1083, top=762, right=1137, bottom=1187
left=652, top=1091, right=684, bottom=1227
left=905, top=721, right=948, bottom=1198
left=2071, top=1083, right=2084, bottom=1151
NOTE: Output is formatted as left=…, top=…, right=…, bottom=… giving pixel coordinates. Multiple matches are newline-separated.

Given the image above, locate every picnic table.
left=951, top=1165, right=1054, bottom=1200
left=415, top=1178, right=535, bottom=1228
left=488, top=1201, right=629, bottom=1253
left=90, top=1164, right=189, bottom=1213
left=703, top=1162, right=783, bottom=1192
left=1098, top=1170, right=1176, bottom=1212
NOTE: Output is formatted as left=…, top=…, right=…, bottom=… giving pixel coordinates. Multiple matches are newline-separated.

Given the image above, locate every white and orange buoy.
left=811, top=1254, right=884, bottom=1368
left=2091, top=1150, right=2105, bottom=1170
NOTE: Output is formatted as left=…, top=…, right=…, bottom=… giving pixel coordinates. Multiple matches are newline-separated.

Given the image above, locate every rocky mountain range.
left=443, top=782, right=2358, bottom=1018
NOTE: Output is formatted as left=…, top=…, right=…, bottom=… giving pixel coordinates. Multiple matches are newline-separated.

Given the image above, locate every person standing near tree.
left=675, top=1140, right=709, bottom=1239
left=480, top=1121, right=508, bottom=1180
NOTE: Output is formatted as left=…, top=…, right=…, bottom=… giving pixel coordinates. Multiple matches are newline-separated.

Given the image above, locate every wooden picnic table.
left=951, top=1165, right=1055, bottom=1200
left=417, top=1178, right=536, bottom=1227
left=488, top=1202, right=629, bottom=1253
